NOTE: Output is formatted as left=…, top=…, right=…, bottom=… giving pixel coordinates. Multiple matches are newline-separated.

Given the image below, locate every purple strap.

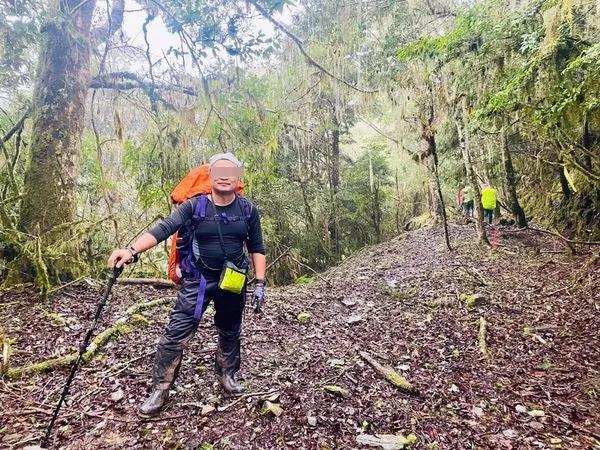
left=199, top=194, right=207, bottom=219
left=192, top=194, right=204, bottom=219
left=193, top=275, right=207, bottom=322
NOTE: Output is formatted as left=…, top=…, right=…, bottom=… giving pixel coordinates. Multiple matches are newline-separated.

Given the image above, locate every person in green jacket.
left=481, top=184, right=497, bottom=224
left=462, top=185, right=474, bottom=217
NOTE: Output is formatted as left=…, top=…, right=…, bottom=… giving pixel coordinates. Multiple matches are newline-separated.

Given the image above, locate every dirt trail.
left=1, top=226, right=599, bottom=449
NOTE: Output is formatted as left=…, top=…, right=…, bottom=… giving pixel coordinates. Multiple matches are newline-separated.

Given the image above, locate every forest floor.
left=1, top=225, right=599, bottom=450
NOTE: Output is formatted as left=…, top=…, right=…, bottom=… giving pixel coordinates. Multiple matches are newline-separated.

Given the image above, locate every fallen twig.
left=3, top=297, right=174, bottom=379
left=288, top=255, right=332, bottom=286
left=544, top=287, right=569, bottom=297
left=571, top=251, right=600, bottom=287
left=478, top=317, right=489, bottom=357
left=98, top=350, right=156, bottom=386
left=15, top=401, right=183, bottom=424
left=359, top=351, right=417, bottom=395
left=217, top=389, right=279, bottom=412
left=249, top=246, right=292, bottom=284
left=553, top=412, right=600, bottom=442
left=453, top=261, right=488, bottom=287
left=118, top=278, right=177, bottom=288
left=47, top=276, right=86, bottom=295
left=528, top=226, right=600, bottom=247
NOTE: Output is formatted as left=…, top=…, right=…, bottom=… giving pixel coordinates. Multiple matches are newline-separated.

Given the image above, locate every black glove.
left=251, top=280, right=265, bottom=313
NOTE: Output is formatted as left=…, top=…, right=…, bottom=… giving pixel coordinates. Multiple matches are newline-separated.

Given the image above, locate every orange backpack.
left=168, top=164, right=244, bottom=283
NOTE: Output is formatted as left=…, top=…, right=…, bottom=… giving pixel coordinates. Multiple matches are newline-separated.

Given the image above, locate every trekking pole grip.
left=112, top=265, right=124, bottom=279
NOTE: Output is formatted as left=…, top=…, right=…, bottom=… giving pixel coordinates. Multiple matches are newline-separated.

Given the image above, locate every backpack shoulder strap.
left=191, top=194, right=208, bottom=224
left=235, top=194, right=253, bottom=220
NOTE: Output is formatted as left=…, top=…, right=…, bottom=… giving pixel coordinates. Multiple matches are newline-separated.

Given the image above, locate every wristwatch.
left=127, top=246, right=140, bottom=263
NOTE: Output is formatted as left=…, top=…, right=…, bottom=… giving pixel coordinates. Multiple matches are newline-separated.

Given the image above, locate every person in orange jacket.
left=108, top=153, right=266, bottom=417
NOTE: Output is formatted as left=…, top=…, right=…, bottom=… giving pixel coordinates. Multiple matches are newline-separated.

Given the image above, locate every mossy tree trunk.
left=12, top=0, right=97, bottom=283
left=454, top=105, right=490, bottom=246
left=329, top=114, right=341, bottom=261
left=501, top=125, right=527, bottom=227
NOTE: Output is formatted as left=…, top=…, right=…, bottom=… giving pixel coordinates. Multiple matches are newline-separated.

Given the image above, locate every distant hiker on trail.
left=462, top=185, right=474, bottom=217
left=108, top=152, right=266, bottom=418
left=481, top=184, right=497, bottom=225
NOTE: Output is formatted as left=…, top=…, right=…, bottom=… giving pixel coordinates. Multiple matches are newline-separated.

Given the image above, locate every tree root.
left=478, top=317, right=489, bottom=357
left=3, top=297, right=174, bottom=379
left=359, top=351, right=418, bottom=395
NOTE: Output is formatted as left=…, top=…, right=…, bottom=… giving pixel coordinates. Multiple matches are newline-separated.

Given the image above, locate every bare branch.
left=1, top=112, right=28, bottom=145
left=90, top=72, right=197, bottom=96
left=91, top=0, right=125, bottom=42
left=247, top=0, right=377, bottom=95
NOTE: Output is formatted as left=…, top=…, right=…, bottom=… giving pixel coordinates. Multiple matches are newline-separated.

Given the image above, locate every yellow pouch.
left=218, top=261, right=247, bottom=294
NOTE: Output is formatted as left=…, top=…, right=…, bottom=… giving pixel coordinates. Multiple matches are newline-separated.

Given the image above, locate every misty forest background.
left=1, top=0, right=599, bottom=294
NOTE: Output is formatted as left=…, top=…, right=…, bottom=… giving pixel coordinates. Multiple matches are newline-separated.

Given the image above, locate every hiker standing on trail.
left=481, top=183, right=497, bottom=225
left=462, top=184, right=474, bottom=217
left=108, top=152, right=266, bottom=417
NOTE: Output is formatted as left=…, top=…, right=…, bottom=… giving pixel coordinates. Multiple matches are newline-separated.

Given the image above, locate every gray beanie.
left=209, top=152, right=242, bottom=168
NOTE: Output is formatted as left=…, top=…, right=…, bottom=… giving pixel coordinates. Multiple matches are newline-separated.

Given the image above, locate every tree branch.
left=247, top=0, right=377, bottom=94
left=1, top=112, right=28, bottom=145
left=90, top=72, right=198, bottom=109
left=91, top=0, right=125, bottom=42
left=142, top=13, right=158, bottom=113
left=357, top=115, right=399, bottom=145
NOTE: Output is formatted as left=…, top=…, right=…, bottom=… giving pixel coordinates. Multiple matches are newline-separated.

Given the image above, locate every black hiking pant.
left=152, top=276, right=245, bottom=390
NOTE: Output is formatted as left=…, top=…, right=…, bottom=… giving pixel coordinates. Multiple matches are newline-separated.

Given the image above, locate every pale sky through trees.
left=121, top=0, right=296, bottom=67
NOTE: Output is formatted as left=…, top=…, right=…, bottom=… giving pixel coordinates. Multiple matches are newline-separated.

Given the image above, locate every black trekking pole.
left=41, top=264, right=124, bottom=448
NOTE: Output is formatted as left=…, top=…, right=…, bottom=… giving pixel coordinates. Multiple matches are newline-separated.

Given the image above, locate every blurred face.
left=210, top=159, right=242, bottom=194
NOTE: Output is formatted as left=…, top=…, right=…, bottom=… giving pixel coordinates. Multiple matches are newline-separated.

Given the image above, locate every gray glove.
left=251, top=280, right=265, bottom=313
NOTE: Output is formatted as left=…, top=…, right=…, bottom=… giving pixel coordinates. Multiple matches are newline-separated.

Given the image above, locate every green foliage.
left=3, top=0, right=599, bottom=292
left=0, top=2, right=42, bottom=92
left=123, top=138, right=163, bottom=209
left=163, top=0, right=294, bottom=61
left=340, top=144, right=395, bottom=247
left=396, top=9, right=475, bottom=63
left=294, top=275, right=315, bottom=285
left=79, top=131, right=103, bottom=198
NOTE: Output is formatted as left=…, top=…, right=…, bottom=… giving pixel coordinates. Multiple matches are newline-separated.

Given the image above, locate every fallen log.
left=3, top=297, right=175, bottom=379
left=359, top=351, right=417, bottom=394
left=478, top=317, right=489, bottom=357
left=118, top=278, right=177, bottom=288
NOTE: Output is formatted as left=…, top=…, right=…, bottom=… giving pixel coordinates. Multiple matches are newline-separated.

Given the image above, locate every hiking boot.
left=138, top=388, right=169, bottom=418
left=217, top=372, right=245, bottom=395
left=215, top=325, right=245, bottom=395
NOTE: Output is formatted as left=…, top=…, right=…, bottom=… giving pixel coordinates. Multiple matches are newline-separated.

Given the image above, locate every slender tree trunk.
left=371, top=183, right=382, bottom=243
left=299, top=180, right=314, bottom=230
left=557, top=159, right=572, bottom=202
left=12, top=0, right=97, bottom=282
left=420, top=83, right=451, bottom=250
left=423, top=153, right=443, bottom=222
left=422, top=131, right=452, bottom=250
left=432, top=150, right=452, bottom=251
left=329, top=119, right=341, bottom=260
left=395, top=168, right=401, bottom=234
left=501, top=126, right=527, bottom=227
left=582, top=113, right=592, bottom=171
left=454, top=107, right=489, bottom=246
